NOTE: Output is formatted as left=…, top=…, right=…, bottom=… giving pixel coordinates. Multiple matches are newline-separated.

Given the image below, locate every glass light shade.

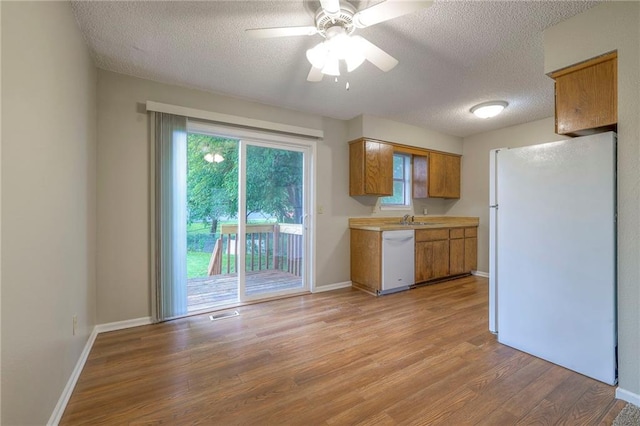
left=470, top=101, right=508, bottom=118
left=321, top=56, right=340, bottom=76
left=306, top=42, right=328, bottom=69
left=306, top=32, right=366, bottom=76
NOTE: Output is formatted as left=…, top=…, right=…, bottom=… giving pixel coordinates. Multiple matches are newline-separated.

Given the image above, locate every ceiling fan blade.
left=354, top=36, right=399, bottom=72
left=307, top=66, right=324, bottom=82
left=320, top=0, right=341, bottom=16
left=245, top=26, right=318, bottom=39
left=353, top=1, right=433, bottom=28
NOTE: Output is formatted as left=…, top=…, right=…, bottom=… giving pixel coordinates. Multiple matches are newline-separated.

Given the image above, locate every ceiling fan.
left=246, top=0, right=433, bottom=82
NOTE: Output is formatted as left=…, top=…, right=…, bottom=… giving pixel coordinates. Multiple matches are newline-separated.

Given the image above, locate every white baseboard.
left=472, top=271, right=489, bottom=278
left=94, top=316, right=153, bottom=333
left=48, top=316, right=153, bottom=425
left=47, top=327, right=99, bottom=426
left=312, top=281, right=352, bottom=293
left=616, top=387, right=640, bottom=406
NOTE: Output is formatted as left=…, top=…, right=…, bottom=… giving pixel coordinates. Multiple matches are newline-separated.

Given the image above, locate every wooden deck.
left=187, top=270, right=303, bottom=311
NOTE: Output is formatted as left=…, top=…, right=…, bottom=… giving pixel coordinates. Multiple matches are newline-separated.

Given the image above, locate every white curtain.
left=154, top=112, right=188, bottom=321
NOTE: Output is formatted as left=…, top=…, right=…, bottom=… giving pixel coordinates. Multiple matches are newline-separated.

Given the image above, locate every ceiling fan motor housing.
left=315, top=2, right=357, bottom=38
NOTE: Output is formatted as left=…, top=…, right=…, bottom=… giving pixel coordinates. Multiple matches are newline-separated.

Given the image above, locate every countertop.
left=349, top=216, right=479, bottom=232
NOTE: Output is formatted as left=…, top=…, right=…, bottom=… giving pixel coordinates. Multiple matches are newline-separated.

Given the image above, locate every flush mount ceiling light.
left=470, top=101, right=509, bottom=119
left=246, top=0, right=433, bottom=82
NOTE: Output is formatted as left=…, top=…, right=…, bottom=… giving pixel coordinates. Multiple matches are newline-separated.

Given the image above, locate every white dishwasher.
left=381, top=230, right=415, bottom=294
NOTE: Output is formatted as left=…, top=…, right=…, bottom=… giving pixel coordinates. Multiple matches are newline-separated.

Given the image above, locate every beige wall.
left=1, top=2, right=97, bottom=424
left=543, top=0, right=640, bottom=399
left=449, top=117, right=568, bottom=273
left=348, top=114, right=464, bottom=154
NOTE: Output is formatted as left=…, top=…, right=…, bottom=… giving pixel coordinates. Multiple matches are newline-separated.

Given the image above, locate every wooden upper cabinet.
left=426, top=152, right=461, bottom=199
left=349, top=139, right=393, bottom=196
left=413, top=153, right=461, bottom=199
left=549, top=51, right=617, bottom=136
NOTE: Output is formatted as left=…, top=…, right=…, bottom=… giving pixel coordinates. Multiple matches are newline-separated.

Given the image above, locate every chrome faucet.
left=401, top=214, right=411, bottom=225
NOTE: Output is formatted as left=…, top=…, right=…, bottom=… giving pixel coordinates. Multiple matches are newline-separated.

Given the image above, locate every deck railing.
left=207, top=223, right=303, bottom=277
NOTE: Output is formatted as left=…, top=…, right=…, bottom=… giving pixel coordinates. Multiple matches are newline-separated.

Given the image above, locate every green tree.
left=246, top=145, right=303, bottom=223
left=187, top=133, right=237, bottom=232
left=187, top=134, right=303, bottom=231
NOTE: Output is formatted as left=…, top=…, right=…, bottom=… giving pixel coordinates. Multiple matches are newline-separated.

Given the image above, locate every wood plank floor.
left=61, top=276, right=624, bottom=425
left=187, top=270, right=302, bottom=312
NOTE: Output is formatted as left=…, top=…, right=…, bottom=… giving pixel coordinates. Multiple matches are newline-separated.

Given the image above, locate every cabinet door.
left=415, top=240, right=449, bottom=282
left=428, top=152, right=461, bottom=199
left=412, top=155, right=428, bottom=198
left=349, top=140, right=393, bottom=196
left=449, top=237, right=465, bottom=275
left=445, top=155, right=461, bottom=198
left=552, top=52, right=617, bottom=136
left=428, top=152, right=447, bottom=198
left=415, top=241, right=431, bottom=283
left=432, top=240, right=450, bottom=279
left=464, top=237, right=477, bottom=272
left=366, top=141, right=393, bottom=195
left=350, top=229, right=382, bottom=290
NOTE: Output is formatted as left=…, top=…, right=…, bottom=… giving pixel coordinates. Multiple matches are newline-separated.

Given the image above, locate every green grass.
left=187, top=251, right=211, bottom=278
left=187, top=251, right=238, bottom=278
left=187, top=222, right=212, bottom=234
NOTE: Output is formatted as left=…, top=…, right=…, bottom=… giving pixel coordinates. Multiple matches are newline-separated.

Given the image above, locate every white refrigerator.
left=489, top=132, right=617, bottom=385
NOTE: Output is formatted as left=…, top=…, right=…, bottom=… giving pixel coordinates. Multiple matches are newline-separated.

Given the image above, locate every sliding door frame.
left=188, top=120, right=317, bottom=301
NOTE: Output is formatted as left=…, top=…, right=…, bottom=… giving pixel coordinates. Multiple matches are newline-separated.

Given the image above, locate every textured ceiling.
left=70, top=0, right=599, bottom=138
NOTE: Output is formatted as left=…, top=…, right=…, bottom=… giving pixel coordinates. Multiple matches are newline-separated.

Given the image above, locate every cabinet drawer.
left=465, top=227, right=477, bottom=238
left=449, top=228, right=464, bottom=239
left=416, top=229, right=449, bottom=242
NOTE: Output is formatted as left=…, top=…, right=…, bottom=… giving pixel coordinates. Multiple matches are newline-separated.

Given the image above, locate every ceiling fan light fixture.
left=470, top=101, right=508, bottom=119
left=321, top=55, right=341, bottom=76
left=306, top=42, right=328, bottom=69
left=306, top=29, right=367, bottom=76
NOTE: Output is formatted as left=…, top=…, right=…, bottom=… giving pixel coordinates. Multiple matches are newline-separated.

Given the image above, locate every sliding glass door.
left=182, top=122, right=311, bottom=313
left=185, top=132, right=240, bottom=310
left=239, top=143, right=306, bottom=300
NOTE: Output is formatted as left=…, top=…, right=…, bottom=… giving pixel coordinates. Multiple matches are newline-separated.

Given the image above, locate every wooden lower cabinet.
left=351, top=226, right=479, bottom=293
left=449, top=236, right=465, bottom=276
left=415, top=240, right=450, bottom=282
left=415, top=229, right=450, bottom=283
left=464, top=227, right=478, bottom=272
left=415, top=226, right=477, bottom=285
left=350, top=229, right=382, bottom=292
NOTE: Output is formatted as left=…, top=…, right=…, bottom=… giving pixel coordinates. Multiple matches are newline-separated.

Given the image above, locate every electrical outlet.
left=73, top=315, right=78, bottom=336
left=318, top=205, right=324, bottom=214
left=423, top=208, right=428, bottom=215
